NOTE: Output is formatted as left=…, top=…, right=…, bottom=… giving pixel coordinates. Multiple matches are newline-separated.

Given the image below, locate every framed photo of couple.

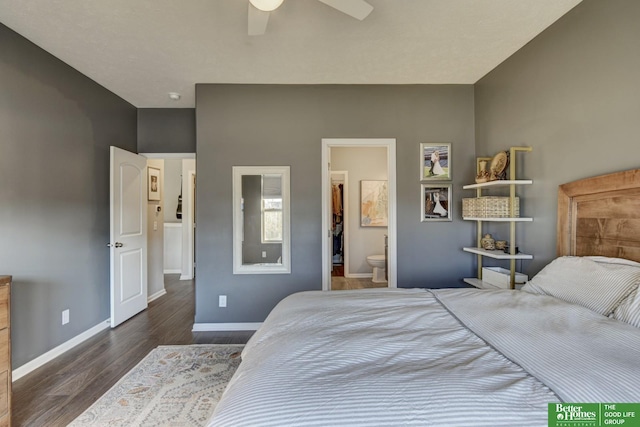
left=421, top=184, right=452, bottom=222
left=420, top=143, right=451, bottom=181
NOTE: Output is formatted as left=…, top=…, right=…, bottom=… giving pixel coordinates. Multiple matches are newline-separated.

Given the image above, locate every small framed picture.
left=421, top=184, right=452, bottom=222
left=148, top=167, right=160, bottom=201
left=420, top=143, right=451, bottom=181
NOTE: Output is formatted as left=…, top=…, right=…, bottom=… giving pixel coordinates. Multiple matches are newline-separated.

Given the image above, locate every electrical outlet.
left=261, top=251, right=267, bottom=258
left=219, top=295, right=227, bottom=308
left=62, top=309, right=70, bottom=325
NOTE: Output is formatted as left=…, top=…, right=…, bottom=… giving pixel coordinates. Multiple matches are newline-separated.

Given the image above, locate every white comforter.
left=208, top=288, right=640, bottom=426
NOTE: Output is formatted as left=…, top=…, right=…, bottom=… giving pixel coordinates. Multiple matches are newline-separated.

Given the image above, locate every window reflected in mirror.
left=260, top=175, right=283, bottom=243
left=233, top=167, right=290, bottom=274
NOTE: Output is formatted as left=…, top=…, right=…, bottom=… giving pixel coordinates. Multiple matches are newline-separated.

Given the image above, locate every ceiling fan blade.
left=248, top=3, right=270, bottom=36
left=316, top=0, right=373, bottom=21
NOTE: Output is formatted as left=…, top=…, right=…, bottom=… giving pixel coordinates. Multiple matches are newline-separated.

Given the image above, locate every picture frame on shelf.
left=420, top=142, right=451, bottom=181
left=360, top=180, right=388, bottom=227
left=421, top=184, right=452, bottom=222
left=148, top=167, right=161, bottom=201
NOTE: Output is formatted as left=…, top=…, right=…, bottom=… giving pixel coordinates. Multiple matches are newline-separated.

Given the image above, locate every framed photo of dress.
left=421, top=184, right=452, bottom=222
left=420, top=143, right=451, bottom=181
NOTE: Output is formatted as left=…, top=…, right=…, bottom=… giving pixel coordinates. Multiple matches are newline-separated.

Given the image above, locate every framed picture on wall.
left=421, top=184, right=452, bottom=222
left=361, top=180, right=388, bottom=227
left=420, top=143, right=451, bottom=181
left=148, top=167, right=161, bottom=201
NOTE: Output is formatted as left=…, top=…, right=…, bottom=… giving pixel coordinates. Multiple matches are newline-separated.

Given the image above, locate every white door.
left=109, top=146, right=148, bottom=328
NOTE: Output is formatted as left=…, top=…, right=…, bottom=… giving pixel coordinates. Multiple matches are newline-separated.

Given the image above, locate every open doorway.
left=141, top=153, right=196, bottom=301
left=321, top=139, right=397, bottom=291
left=330, top=171, right=348, bottom=280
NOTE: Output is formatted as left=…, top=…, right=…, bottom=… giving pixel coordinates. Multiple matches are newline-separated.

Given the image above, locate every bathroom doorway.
left=321, top=138, right=397, bottom=291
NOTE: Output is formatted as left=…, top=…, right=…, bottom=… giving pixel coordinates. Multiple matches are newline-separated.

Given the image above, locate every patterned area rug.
left=69, top=344, right=243, bottom=427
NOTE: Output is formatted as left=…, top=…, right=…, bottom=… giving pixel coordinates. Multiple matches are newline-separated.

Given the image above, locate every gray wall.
left=475, top=0, right=640, bottom=276
left=4, top=0, right=629, bottom=364
left=0, top=23, right=137, bottom=367
left=138, top=108, right=196, bottom=153
left=196, top=84, right=475, bottom=324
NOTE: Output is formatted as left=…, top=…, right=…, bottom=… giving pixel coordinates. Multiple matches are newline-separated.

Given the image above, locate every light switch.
left=153, top=221, right=158, bottom=231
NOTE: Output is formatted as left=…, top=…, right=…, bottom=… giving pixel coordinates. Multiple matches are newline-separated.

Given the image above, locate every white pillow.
left=587, top=256, right=640, bottom=327
left=586, top=256, right=640, bottom=268
left=521, top=256, right=640, bottom=316
left=614, top=286, right=640, bottom=327
left=587, top=256, right=640, bottom=326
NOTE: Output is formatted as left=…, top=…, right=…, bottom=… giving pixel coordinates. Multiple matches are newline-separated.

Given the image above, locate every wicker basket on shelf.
left=462, top=197, right=520, bottom=218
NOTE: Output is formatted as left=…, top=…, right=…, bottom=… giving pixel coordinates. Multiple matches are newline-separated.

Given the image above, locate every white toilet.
left=366, top=254, right=387, bottom=283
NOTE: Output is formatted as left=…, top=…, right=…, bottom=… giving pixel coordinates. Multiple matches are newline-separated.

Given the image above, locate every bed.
left=208, top=169, right=640, bottom=427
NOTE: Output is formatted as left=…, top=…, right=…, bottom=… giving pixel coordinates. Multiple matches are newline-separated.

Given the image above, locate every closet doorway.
left=321, top=138, right=397, bottom=291
left=330, top=171, right=348, bottom=279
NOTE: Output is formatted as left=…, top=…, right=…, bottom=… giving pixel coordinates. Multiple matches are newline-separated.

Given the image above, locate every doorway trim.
left=321, top=138, right=397, bottom=291
left=183, top=169, right=196, bottom=279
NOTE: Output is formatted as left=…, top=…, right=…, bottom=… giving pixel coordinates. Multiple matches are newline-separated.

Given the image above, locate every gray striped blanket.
left=208, top=288, right=640, bottom=426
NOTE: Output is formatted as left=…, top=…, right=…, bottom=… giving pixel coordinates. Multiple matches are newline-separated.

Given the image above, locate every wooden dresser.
left=0, top=276, right=10, bottom=427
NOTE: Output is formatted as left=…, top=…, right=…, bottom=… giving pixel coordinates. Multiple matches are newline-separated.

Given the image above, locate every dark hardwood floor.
left=12, top=275, right=254, bottom=426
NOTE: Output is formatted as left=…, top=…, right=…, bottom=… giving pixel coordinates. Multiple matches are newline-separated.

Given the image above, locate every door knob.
left=107, top=242, right=124, bottom=248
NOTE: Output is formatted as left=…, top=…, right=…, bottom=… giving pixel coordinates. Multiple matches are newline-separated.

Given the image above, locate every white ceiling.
left=0, top=0, right=582, bottom=108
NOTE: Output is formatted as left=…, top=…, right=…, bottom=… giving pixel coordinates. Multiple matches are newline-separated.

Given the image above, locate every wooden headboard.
left=557, top=169, right=640, bottom=262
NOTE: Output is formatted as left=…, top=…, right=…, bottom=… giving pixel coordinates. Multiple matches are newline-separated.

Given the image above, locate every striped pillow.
left=613, top=285, right=640, bottom=327
left=586, top=256, right=640, bottom=327
left=521, top=256, right=640, bottom=316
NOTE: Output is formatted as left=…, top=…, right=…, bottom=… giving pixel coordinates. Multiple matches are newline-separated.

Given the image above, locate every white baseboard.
left=148, top=289, right=167, bottom=303
left=179, top=274, right=193, bottom=281
left=13, top=319, right=110, bottom=382
left=192, top=322, right=262, bottom=332
left=163, top=269, right=181, bottom=274
left=345, top=273, right=373, bottom=279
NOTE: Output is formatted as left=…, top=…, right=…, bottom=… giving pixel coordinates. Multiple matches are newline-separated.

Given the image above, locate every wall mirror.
left=233, top=166, right=291, bottom=274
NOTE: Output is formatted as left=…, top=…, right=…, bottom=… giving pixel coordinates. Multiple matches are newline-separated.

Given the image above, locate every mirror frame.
left=232, top=166, right=291, bottom=274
